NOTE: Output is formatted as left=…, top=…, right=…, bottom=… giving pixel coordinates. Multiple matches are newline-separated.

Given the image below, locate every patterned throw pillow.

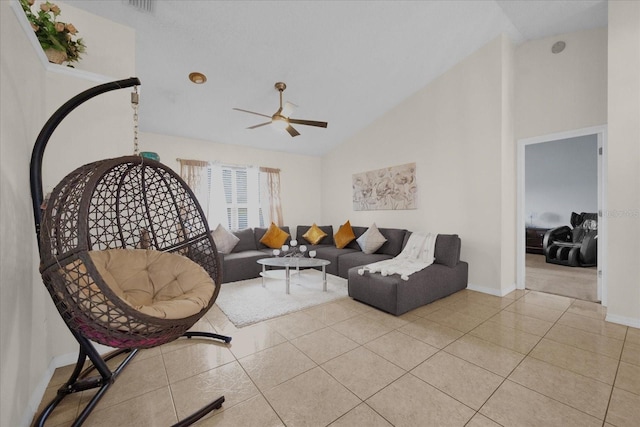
left=211, top=224, right=240, bottom=254
left=260, top=222, right=290, bottom=249
left=356, top=223, right=387, bottom=254
left=302, top=223, right=328, bottom=245
left=334, top=220, right=356, bottom=249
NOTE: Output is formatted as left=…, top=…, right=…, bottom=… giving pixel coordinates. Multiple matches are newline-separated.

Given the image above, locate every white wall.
left=500, top=35, right=517, bottom=297
left=140, top=132, right=323, bottom=233
left=1, top=3, right=47, bottom=426
left=515, top=27, right=607, bottom=141
left=606, top=0, right=640, bottom=327
left=525, top=135, right=598, bottom=228
left=0, top=1, right=135, bottom=425
left=322, top=35, right=516, bottom=295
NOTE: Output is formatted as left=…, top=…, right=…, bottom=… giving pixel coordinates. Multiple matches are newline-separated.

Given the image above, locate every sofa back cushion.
left=376, top=228, right=408, bottom=256
left=297, top=225, right=334, bottom=246
left=434, top=234, right=461, bottom=267
left=344, top=226, right=367, bottom=250
left=345, top=226, right=407, bottom=256
left=231, top=228, right=257, bottom=253
left=254, top=226, right=291, bottom=250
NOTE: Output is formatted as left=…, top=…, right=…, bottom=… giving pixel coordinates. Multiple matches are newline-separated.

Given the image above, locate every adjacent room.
left=524, top=134, right=600, bottom=302
left=2, top=1, right=639, bottom=426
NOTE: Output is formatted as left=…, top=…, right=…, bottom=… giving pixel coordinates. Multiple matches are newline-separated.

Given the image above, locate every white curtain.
left=178, top=158, right=208, bottom=194
left=260, top=167, right=283, bottom=226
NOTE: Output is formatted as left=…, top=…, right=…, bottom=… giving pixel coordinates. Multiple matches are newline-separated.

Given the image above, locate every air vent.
left=128, top=0, right=153, bottom=13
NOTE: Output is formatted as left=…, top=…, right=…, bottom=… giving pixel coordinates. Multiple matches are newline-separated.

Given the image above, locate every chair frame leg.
left=183, top=331, right=232, bottom=343
left=33, top=329, right=232, bottom=427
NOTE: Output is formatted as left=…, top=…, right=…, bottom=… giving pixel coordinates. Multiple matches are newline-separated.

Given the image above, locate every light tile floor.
left=35, top=289, right=640, bottom=426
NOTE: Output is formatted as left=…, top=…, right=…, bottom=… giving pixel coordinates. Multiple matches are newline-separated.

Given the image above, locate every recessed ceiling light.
left=189, top=72, right=207, bottom=84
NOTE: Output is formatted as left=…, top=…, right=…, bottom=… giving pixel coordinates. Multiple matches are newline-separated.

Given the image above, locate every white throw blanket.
left=358, top=232, right=437, bottom=280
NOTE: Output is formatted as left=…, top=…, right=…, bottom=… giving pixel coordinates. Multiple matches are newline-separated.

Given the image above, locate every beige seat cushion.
left=89, top=249, right=215, bottom=319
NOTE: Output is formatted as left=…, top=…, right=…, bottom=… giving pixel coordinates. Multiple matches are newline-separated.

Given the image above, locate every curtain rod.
left=175, top=158, right=280, bottom=172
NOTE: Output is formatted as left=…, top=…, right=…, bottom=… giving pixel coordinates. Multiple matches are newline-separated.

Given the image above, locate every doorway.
left=516, top=126, right=607, bottom=306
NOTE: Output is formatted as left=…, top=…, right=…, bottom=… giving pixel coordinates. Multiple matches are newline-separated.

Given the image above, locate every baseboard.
left=466, top=283, right=516, bottom=297
left=605, top=313, right=640, bottom=329
left=22, top=343, right=116, bottom=426
left=21, top=362, right=55, bottom=427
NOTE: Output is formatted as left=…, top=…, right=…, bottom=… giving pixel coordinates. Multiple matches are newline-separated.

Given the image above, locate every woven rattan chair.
left=29, top=78, right=230, bottom=427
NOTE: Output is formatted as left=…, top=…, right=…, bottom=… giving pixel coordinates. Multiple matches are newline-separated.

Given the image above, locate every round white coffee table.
left=257, top=257, right=331, bottom=294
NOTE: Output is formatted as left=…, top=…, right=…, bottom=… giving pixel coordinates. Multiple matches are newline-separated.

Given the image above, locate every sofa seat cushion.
left=222, top=250, right=269, bottom=283
left=347, top=262, right=468, bottom=315
left=337, top=252, right=393, bottom=279
left=312, top=246, right=358, bottom=276
left=90, top=249, right=214, bottom=319
left=224, top=250, right=268, bottom=261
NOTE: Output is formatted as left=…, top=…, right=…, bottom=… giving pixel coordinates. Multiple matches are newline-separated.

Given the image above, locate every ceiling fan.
left=233, top=82, right=328, bottom=137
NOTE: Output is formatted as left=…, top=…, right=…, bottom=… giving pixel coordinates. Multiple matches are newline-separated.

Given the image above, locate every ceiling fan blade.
left=286, top=125, right=300, bottom=137
left=247, top=121, right=272, bottom=129
left=233, top=108, right=272, bottom=119
left=288, top=118, right=328, bottom=128
left=281, top=102, right=297, bottom=118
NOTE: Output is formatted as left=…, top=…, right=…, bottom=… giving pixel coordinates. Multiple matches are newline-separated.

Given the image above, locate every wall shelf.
left=10, top=0, right=113, bottom=84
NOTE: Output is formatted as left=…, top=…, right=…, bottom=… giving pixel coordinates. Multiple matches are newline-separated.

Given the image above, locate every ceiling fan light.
left=281, top=101, right=296, bottom=118
left=272, top=116, right=288, bottom=130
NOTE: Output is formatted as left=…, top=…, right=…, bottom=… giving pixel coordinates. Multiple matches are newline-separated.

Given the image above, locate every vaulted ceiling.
left=67, top=0, right=607, bottom=156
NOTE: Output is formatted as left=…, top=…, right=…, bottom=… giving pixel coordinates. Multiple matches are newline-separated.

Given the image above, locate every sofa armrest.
left=543, top=226, right=571, bottom=250
left=434, top=234, right=461, bottom=267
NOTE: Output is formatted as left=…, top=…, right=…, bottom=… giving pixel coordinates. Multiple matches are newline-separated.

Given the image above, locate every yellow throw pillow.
left=334, top=220, right=356, bottom=249
left=260, top=222, right=290, bottom=249
left=302, top=223, right=328, bottom=245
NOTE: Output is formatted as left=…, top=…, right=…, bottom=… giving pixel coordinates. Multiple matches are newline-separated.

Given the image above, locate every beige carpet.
left=525, top=253, right=598, bottom=302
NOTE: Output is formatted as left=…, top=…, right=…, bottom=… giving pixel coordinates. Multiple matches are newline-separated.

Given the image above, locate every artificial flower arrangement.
left=20, top=0, right=86, bottom=65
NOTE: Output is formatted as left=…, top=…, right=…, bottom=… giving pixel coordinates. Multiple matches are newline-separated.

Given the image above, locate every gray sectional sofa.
left=219, top=226, right=292, bottom=283
left=218, top=225, right=468, bottom=316
left=347, top=234, right=468, bottom=315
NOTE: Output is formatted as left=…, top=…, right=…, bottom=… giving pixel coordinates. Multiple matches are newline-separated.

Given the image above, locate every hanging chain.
left=131, top=86, right=140, bottom=155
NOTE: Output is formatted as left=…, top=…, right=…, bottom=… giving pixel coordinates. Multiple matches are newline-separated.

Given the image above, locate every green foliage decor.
left=20, top=0, right=86, bottom=64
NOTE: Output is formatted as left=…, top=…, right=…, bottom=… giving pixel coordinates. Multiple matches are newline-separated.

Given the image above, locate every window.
left=219, top=165, right=264, bottom=230
left=179, top=159, right=275, bottom=230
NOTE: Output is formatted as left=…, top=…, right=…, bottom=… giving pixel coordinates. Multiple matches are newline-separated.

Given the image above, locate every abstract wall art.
left=352, top=162, right=417, bottom=211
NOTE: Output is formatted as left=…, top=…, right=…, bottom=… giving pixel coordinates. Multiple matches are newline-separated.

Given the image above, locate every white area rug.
left=215, top=269, right=348, bottom=327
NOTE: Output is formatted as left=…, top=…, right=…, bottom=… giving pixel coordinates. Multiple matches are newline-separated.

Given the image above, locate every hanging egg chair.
left=30, top=78, right=230, bottom=427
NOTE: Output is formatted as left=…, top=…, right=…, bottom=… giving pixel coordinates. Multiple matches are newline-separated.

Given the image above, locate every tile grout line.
left=479, top=295, right=614, bottom=423
left=600, top=326, right=629, bottom=427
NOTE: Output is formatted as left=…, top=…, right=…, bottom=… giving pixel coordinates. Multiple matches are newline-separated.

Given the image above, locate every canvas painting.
left=352, top=163, right=417, bottom=211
